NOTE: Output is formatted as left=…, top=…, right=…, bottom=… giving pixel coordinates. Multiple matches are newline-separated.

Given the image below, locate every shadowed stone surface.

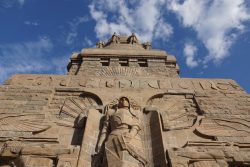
left=0, top=33, right=250, bottom=167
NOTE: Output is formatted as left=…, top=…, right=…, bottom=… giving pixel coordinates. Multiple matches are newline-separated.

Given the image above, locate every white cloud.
left=65, top=16, right=89, bottom=45
left=89, top=0, right=250, bottom=65
left=0, top=0, right=25, bottom=8
left=0, top=0, right=15, bottom=8
left=17, top=0, right=25, bottom=6
left=66, top=32, right=78, bottom=45
left=183, top=43, right=198, bottom=68
left=24, top=21, right=39, bottom=26
left=168, top=0, right=250, bottom=64
left=0, top=37, right=68, bottom=83
left=89, top=0, right=173, bottom=42
left=154, top=18, right=173, bottom=42
left=83, top=37, right=94, bottom=47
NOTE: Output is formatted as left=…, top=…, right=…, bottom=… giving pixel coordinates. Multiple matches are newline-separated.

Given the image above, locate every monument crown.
left=67, top=33, right=180, bottom=77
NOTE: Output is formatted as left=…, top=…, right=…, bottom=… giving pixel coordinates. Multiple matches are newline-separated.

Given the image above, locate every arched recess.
left=78, top=91, right=103, bottom=106
left=58, top=91, right=103, bottom=126
left=146, top=92, right=199, bottom=131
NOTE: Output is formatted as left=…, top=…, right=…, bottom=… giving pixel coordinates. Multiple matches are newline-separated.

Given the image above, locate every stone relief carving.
left=96, top=97, right=147, bottom=167
left=0, top=93, right=103, bottom=167
left=0, top=89, right=248, bottom=167
left=0, top=113, right=50, bottom=133
left=142, top=42, right=151, bottom=50
left=167, top=148, right=228, bottom=167
left=7, top=75, right=243, bottom=93
left=108, top=32, right=120, bottom=44
left=0, top=111, right=70, bottom=167
left=146, top=93, right=250, bottom=167
left=95, top=66, right=141, bottom=78
left=147, top=94, right=199, bottom=131
left=96, top=41, right=105, bottom=48
left=55, top=94, right=104, bottom=167
left=57, top=95, right=101, bottom=128
left=0, top=92, right=248, bottom=166
left=195, top=117, right=250, bottom=137
left=128, top=33, right=139, bottom=44
left=167, top=139, right=250, bottom=166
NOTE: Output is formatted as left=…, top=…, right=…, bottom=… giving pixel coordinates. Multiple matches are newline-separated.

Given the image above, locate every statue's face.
left=119, top=97, right=129, bottom=108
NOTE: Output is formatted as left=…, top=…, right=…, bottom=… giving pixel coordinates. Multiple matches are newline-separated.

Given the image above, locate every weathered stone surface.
left=0, top=33, right=249, bottom=167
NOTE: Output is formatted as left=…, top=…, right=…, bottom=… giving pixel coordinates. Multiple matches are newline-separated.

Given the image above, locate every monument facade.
left=0, top=33, right=250, bottom=167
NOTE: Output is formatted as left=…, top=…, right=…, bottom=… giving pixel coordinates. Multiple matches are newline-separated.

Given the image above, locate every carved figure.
left=128, top=33, right=138, bottom=44
left=96, top=97, right=147, bottom=167
left=96, top=41, right=105, bottom=48
left=143, top=42, right=151, bottom=50
left=109, top=32, right=120, bottom=44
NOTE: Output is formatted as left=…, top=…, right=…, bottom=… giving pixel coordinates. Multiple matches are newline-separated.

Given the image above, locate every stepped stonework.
left=1, top=33, right=250, bottom=167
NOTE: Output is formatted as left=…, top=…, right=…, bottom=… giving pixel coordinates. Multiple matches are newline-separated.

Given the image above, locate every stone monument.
left=0, top=33, right=250, bottom=167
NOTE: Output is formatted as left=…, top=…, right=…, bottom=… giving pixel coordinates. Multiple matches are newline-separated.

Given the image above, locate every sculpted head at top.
left=118, top=97, right=129, bottom=108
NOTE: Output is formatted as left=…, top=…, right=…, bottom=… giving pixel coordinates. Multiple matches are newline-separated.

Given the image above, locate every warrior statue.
left=96, top=41, right=105, bottom=48
left=128, top=33, right=139, bottom=44
left=109, top=32, right=120, bottom=44
left=96, top=97, right=147, bottom=167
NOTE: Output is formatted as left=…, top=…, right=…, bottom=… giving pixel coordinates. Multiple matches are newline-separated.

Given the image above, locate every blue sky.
left=0, top=0, right=250, bottom=93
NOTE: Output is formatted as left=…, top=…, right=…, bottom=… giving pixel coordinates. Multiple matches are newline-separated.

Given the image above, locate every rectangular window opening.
left=138, top=59, right=148, bottom=67
left=100, top=58, right=110, bottom=66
